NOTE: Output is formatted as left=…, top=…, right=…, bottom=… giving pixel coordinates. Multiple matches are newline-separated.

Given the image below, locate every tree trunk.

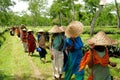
left=60, top=11, right=62, bottom=26
left=115, top=0, right=120, bottom=28
left=71, top=0, right=75, bottom=21
left=90, top=5, right=103, bottom=36
left=58, top=12, right=62, bottom=26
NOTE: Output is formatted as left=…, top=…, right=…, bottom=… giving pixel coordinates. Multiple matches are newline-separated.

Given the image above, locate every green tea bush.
left=83, top=26, right=120, bottom=34
left=0, top=28, right=9, bottom=47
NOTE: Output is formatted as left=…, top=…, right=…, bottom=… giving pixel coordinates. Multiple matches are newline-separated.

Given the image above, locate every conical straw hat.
left=65, top=21, right=83, bottom=38
left=59, top=26, right=66, bottom=32
left=48, top=25, right=63, bottom=33
left=86, top=31, right=118, bottom=46
left=38, top=29, right=44, bottom=32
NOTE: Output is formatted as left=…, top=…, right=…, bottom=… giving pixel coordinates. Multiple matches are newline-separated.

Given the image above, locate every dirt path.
left=27, top=56, right=44, bottom=80
left=10, top=35, right=44, bottom=80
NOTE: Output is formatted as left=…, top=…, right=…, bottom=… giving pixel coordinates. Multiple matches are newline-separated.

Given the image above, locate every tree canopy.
left=0, top=0, right=120, bottom=29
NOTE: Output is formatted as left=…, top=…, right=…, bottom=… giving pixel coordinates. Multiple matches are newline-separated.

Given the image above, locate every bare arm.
left=87, top=44, right=95, bottom=68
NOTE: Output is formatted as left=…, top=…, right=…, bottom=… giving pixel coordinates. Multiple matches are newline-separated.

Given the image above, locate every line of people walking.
left=48, top=21, right=118, bottom=80
left=10, top=24, right=48, bottom=63
left=10, top=20, right=118, bottom=80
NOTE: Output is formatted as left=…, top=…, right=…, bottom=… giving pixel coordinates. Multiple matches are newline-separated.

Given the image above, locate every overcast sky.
left=10, top=0, right=120, bottom=13
left=10, top=0, right=53, bottom=13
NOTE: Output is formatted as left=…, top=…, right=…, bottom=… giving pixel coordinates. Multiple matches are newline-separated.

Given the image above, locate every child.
left=37, top=29, right=47, bottom=63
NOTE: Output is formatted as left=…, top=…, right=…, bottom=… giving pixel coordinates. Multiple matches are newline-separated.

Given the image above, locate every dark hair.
left=28, top=32, right=32, bottom=34
left=52, top=33, right=59, bottom=37
left=94, top=46, right=106, bottom=52
left=20, top=24, right=26, bottom=29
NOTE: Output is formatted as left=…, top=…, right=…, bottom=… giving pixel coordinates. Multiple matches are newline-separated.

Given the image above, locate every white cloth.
left=22, top=42, right=28, bottom=52
left=52, top=49, right=64, bottom=78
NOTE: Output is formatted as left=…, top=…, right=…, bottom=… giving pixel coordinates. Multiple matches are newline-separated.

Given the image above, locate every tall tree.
left=0, top=0, right=15, bottom=26
left=83, top=0, right=99, bottom=14
left=97, top=4, right=116, bottom=26
left=83, top=0, right=99, bottom=35
left=83, top=0, right=107, bottom=35
left=28, top=0, right=48, bottom=26
left=114, top=0, right=120, bottom=28
left=50, top=0, right=66, bottom=25
left=90, top=5, right=103, bottom=35
left=71, top=0, right=75, bottom=21
left=50, top=0, right=82, bottom=26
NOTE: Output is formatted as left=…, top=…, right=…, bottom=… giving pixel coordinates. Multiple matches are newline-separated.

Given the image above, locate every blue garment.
left=66, top=36, right=83, bottom=49
left=63, top=36, right=84, bottom=80
left=36, top=47, right=41, bottom=52
left=37, top=34, right=41, bottom=41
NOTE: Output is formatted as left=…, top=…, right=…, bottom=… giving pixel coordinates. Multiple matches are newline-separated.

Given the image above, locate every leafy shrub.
left=108, top=45, right=120, bottom=57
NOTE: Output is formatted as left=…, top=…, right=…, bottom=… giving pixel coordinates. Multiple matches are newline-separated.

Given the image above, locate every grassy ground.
left=0, top=32, right=55, bottom=80
left=0, top=32, right=35, bottom=80
left=0, top=27, right=120, bottom=80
